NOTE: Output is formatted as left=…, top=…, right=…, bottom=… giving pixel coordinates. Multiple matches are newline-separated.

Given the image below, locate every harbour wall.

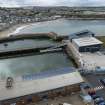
left=0, top=32, right=69, bottom=43
left=64, top=40, right=82, bottom=68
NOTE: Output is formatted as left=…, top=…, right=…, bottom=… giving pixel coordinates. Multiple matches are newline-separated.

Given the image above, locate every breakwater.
left=3, top=32, right=68, bottom=42
left=0, top=32, right=68, bottom=59
left=0, top=32, right=80, bottom=68
left=0, top=44, right=67, bottom=59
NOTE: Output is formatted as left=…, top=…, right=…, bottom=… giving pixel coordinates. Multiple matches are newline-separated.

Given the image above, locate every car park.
left=94, top=97, right=104, bottom=104
left=89, top=94, right=105, bottom=105
left=98, top=102, right=105, bottom=105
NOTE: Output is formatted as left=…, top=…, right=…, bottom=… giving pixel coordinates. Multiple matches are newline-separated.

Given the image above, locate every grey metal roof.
left=72, top=37, right=103, bottom=47
left=22, top=67, right=75, bottom=80
left=69, top=30, right=95, bottom=41
left=0, top=68, right=83, bottom=101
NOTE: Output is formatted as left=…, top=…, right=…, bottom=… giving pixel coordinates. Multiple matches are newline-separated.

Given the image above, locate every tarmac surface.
left=81, top=52, right=105, bottom=70
left=84, top=74, right=105, bottom=99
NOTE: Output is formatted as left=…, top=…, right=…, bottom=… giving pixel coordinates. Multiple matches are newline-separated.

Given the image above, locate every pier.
left=0, top=32, right=68, bottom=59
left=0, top=31, right=82, bottom=105
left=64, top=40, right=81, bottom=68
left=0, top=32, right=69, bottom=43
left=0, top=44, right=67, bottom=59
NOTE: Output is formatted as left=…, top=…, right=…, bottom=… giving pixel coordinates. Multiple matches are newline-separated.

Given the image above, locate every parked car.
left=90, top=94, right=105, bottom=105
left=80, top=83, right=91, bottom=89
left=99, top=79, right=105, bottom=86
left=80, top=93, right=93, bottom=104
left=91, top=94, right=100, bottom=100
left=98, top=102, right=105, bottom=105
left=94, top=97, right=104, bottom=104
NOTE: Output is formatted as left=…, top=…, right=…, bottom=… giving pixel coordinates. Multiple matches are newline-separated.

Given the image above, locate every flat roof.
left=69, top=30, right=95, bottom=40
left=0, top=68, right=83, bottom=101
left=72, top=37, right=103, bottom=47
left=22, top=67, right=75, bottom=80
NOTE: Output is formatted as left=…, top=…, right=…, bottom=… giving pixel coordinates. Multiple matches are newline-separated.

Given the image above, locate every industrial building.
left=72, top=37, right=103, bottom=52
left=1, top=67, right=84, bottom=105
left=69, top=30, right=103, bottom=52
left=69, top=30, right=95, bottom=42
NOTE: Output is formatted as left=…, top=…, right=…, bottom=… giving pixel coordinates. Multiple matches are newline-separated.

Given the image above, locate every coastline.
left=0, top=23, right=33, bottom=38
left=0, top=19, right=60, bottom=38
left=65, top=17, right=105, bottom=20
left=0, top=18, right=105, bottom=38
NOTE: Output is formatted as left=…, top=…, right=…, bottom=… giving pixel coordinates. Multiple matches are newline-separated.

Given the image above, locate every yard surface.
left=84, top=74, right=105, bottom=99
left=80, top=51, right=105, bottom=70
left=29, top=93, right=85, bottom=105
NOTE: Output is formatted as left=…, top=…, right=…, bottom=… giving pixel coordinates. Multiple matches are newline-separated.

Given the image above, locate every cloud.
left=0, top=0, right=105, bottom=7
left=0, top=0, right=19, bottom=7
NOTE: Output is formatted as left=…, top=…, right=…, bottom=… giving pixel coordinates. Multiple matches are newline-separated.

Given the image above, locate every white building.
left=72, top=37, right=103, bottom=52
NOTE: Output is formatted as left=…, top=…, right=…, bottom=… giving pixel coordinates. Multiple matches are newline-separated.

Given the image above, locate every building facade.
left=78, top=44, right=102, bottom=52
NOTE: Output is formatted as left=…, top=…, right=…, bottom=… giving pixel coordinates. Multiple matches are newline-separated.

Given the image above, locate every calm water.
left=19, top=19, right=105, bottom=36
left=0, top=39, right=58, bottom=52
left=0, top=52, right=73, bottom=78
left=0, top=38, right=73, bottom=78
left=1, top=19, right=105, bottom=77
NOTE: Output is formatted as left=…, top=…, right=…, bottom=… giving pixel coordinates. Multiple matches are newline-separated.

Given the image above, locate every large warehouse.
left=69, top=30, right=95, bottom=42
left=1, top=67, right=84, bottom=105
left=72, top=37, right=103, bottom=52
left=69, top=30, right=103, bottom=52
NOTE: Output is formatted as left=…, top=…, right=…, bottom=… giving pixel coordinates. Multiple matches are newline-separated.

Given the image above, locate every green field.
left=97, top=36, right=105, bottom=47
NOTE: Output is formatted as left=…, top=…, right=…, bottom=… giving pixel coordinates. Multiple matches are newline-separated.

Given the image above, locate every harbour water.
left=1, top=19, right=105, bottom=77
left=0, top=39, right=58, bottom=52
left=18, top=19, right=105, bottom=36
left=0, top=52, right=73, bottom=78
left=0, top=39, right=74, bottom=78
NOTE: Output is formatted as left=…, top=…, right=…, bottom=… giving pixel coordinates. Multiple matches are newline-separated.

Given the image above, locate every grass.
left=97, top=36, right=105, bottom=47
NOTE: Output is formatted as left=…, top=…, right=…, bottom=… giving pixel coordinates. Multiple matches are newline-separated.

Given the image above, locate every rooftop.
left=72, top=37, right=103, bottom=47
left=69, top=30, right=95, bottom=41
left=0, top=68, right=83, bottom=101
left=22, top=67, right=75, bottom=80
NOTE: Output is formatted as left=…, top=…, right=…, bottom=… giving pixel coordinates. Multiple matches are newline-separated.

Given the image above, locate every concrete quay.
left=64, top=40, right=82, bottom=68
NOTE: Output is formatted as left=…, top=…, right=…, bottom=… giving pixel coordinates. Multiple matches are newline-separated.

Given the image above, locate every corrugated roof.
left=69, top=30, right=95, bottom=41
left=72, top=37, right=103, bottom=47
left=22, top=67, right=75, bottom=80
left=0, top=68, right=83, bottom=101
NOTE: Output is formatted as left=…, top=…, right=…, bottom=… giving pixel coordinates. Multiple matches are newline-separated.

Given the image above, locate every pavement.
left=81, top=52, right=105, bottom=70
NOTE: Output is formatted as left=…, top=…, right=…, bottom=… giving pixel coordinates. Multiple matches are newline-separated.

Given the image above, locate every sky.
left=0, top=0, right=105, bottom=7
